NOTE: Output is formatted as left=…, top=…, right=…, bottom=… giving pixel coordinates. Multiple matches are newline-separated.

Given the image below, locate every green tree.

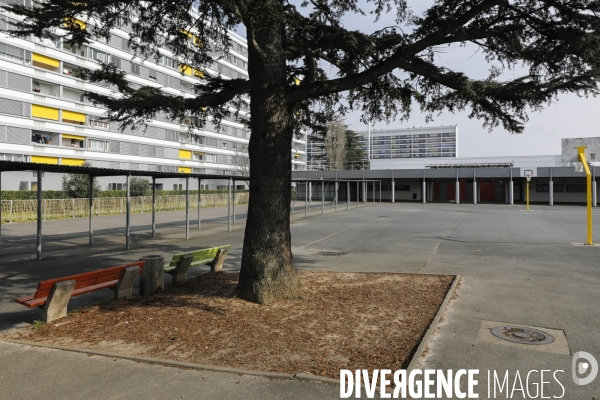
left=8, top=0, right=600, bottom=303
left=129, top=177, right=150, bottom=197
left=345, top=130, right=367, bottom=169
left=61, top=162, right=102, bottom=198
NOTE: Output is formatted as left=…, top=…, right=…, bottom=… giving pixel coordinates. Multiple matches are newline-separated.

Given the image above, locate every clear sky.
left=237, top=1, right=600, bottom=157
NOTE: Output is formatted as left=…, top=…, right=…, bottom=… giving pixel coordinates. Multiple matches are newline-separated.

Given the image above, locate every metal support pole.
left=356, top=181, right=359, bottom=208
left=36, top=170, right=42, bottom=260
left=509, top=170, right=514, bottom=205
left=185, top=176, right=190, bottom=239
left=305, top=181, right=308, bottom=218
left=549, top=169, right=553, bottom=206
left=232, top=180, right=236, bottom=224
left=391, top=180, right=395, bottom=203
left=227, top=178, right=232, bottom=232
left=152, top=177, right=156, bottom=237
left=363, top=181, right=367, bottom=204
left=321, top=180, right=324, bottom=214
left=594, top=169, right=597, bottom=207
left=347, top=182, right=350, bottom=210
left=526, top=180, right=530, bottom=211
left=335, top=182, right=338, bottom=212
left=472, top=170, right=477, bottom=205
left=379, top=182, right=381, bottom=203
left=89, top=175, right=93, bottom=246
left=126, top=174, right=130, bottom=250
left=198, top=178, right=201, bottom=230
left=422, top=179, right=426, bottom=204
left=455, top=179, right=460, bottom=205
left=577, top=146, right=593, bottom=244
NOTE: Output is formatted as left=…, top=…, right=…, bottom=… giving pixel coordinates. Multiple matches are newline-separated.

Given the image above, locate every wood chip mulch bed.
left=7, top=271, right=454, bottom=379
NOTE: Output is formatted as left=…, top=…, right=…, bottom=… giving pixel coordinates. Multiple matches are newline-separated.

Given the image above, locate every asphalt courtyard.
left=0, top=200, right=599, bottom=399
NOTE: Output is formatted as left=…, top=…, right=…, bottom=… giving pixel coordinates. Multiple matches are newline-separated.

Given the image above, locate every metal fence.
left=0, top=192, right=249, bottom=223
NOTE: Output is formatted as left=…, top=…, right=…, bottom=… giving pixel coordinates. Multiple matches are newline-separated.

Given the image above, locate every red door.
left=479, top=179, right=495, bottom=201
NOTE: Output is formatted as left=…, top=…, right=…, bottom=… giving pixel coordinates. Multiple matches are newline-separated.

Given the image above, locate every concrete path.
left=1, top=200, right=599, bottom=398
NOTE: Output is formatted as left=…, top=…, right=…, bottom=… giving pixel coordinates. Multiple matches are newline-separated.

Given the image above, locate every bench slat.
left=17, top=280, right=119, bottom=308
left=164, top=258, right=214, bottom=273
left=167, top=246, right=230, bottom=268
left=32, top=261, right=144, bottom=299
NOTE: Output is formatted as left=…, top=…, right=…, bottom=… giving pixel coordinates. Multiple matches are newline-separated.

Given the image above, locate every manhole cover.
left=491, top=326, right=555, bottom=345
left=316, top=251, right=349, bottom=256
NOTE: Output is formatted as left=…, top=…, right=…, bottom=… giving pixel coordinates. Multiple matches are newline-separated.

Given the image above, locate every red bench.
left=15, top=261, right=145, bottom=322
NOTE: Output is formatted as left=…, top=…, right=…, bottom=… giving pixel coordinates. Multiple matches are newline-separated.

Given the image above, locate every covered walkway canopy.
left=0, top=160, right=249, bottom=260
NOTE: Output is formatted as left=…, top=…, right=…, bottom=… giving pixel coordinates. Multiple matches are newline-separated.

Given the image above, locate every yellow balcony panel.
left=32, top=105, right=59, bottom=121
left=178, top=167, right=192, bottom=174
left=193, top=37, right=204, bottom=47
left=62, top=158, right=85, bottom=166
left=62, top=134, right=86, bottom=141
left=63, top=17, right=86, bottom=30
left=31, top=156, right=59, bottom=165
left=193, top=69, right=205, bottom=79
left=179, top=64, right=193, bottom=76
left=32, top=53, right=60, bottom=68
left=62, top=110, right=86, bottom=123
left=179, top=149, right=192, bottom=159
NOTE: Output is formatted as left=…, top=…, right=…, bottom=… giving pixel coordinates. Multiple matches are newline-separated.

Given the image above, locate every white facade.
left=0, top=9, right=307, bottom=190
left=356, top=125, right=458, bottom=160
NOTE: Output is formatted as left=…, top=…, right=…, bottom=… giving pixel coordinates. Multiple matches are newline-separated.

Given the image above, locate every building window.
left=173, top=184, right=183, bottom=190
left=131, top=63, right=140, bottom=76
left=89, top=48, right=109, bottom=63
left=205, top=154, right=217, bottom=162
left=19, top=181, right=29, bottom=190
left=566, top=184, right=587, bottom=193
left=536, top=184, right=549, bottom=193
left=88, top=139, right=109, bottom=151
left=396, top=184, right=410, bottom=191
left=222, top=142, right=227, bottom=149
left=109, top=183, right=127, bottom=190
left=553, top=184, right=564, bottom=192
left=1, top=153, right=28, bottom=162
left=88, top=116, right=110, bottom=129
left=161, top=56, right=178, bottom=70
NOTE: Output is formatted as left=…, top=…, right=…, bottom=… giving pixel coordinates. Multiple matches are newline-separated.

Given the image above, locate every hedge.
left=1, top=189, right=247, bottom=201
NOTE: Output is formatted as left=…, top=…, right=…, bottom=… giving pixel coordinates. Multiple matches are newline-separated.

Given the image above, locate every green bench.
left=164, top=245, right=231, bottom=283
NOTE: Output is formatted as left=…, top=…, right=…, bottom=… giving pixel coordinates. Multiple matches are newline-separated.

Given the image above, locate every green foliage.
left=31, top=320, right=48, bottom=330
left=1, top=191, right=67, bottom=200
left=345, top=129, right=366, bottom=166
left=129, top=177, right=150, bottom=197
left=61, top=164, right=103, bottom=198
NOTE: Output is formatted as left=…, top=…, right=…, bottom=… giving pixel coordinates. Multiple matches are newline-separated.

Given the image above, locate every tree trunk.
left=233, top=6, right=300, bottom=303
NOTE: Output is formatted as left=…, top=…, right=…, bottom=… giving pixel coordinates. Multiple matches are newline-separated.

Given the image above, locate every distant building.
left=355, top=125, right=458, bottom=163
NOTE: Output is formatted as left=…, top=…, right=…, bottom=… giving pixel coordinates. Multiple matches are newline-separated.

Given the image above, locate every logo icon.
left=572, top=351, right=598, bottom=385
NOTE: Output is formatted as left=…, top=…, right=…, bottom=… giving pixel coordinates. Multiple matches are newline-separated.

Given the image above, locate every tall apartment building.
left=0, top=6, right=307, bottom=190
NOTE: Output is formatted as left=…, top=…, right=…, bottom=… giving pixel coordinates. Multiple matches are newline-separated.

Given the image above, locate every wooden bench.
left=164, top=245, right=231, bottom=283
left=15, top=261, right=145, bottom=323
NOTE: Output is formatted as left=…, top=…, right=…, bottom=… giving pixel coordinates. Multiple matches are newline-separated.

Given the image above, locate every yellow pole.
left=526, top=180, right=530, bottom=211
left=577, top=146, right=593, bottom=245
